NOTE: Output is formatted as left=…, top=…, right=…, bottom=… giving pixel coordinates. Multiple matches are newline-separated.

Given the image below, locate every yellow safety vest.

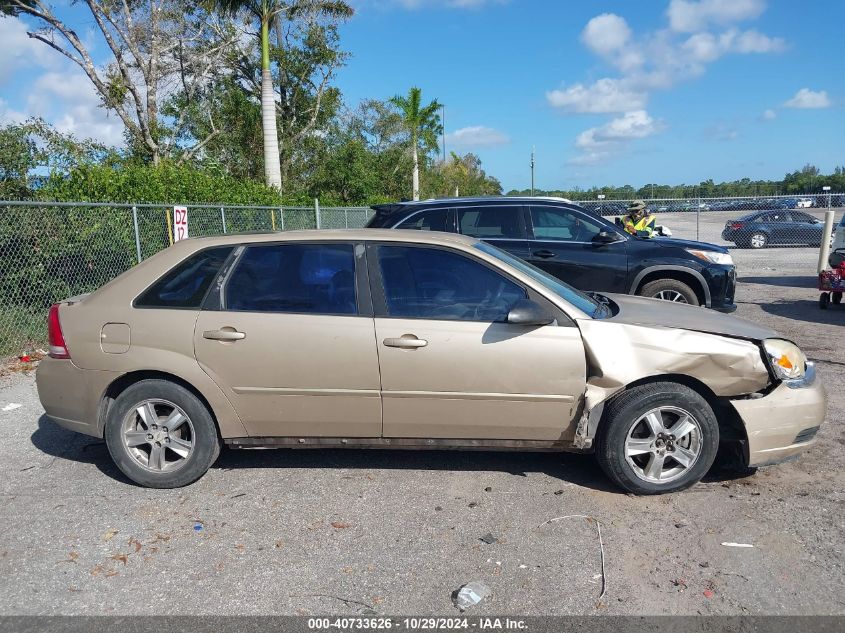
left=623, top=213, right=655, bottom=237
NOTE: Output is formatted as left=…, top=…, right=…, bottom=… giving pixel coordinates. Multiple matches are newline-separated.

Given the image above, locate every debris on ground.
left=453, top=581, right=492, bottom=611
left=721, top=542, right=754, bottom=548
left=1, top=403, right=22, bottom=412
left=479, top=533, right=498, bottom=545
left=484, top=487, right=492, bottom=492
left=331, top=521, right=352, bottom=529
left=434, top=506, right=443, bottom=512
left=102, top=529, right=119, bottom=542
left=537, top=515, right=607, bottom=599
left=468, top=502, right=478, bottom=508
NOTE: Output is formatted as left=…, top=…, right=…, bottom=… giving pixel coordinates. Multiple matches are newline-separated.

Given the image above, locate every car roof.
left=371, top=196, right=576, bottom=214
left=172, top=228, right=480, bottom=249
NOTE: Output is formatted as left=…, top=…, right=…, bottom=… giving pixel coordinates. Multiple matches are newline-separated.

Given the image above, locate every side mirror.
left=592, top=230, right=621, bottom=244
left=614, top=217, right=623, bottom=226
left=506, top=299, right=554, bottom=326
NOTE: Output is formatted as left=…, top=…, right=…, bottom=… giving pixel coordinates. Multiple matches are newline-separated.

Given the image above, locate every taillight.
left=730, top=222, right=744, bottom=229
left=48, top=304, right=70, bottom=359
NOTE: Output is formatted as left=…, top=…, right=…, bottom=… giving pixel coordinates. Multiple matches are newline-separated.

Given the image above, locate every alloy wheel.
left=624, top=406, right=703, bottom=484
left=653, top=290, right=688, bottom=303
left=121, top=399, right=195, bottom=472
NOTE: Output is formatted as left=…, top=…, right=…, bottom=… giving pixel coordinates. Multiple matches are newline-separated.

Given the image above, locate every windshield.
left=474, top=242, right=606, bottom=318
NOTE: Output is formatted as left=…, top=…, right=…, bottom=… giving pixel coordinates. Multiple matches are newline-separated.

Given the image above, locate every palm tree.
left=210, top=0, right=352, bottom=190
left=390, top=87, right=441, bottom=201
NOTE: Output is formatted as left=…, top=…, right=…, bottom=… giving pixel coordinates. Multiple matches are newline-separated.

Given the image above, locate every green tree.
left=207, top=0, right=352, bottom=189
left=389, top=87, right=442, bottom=201
left=424, top=152, right=502, bottom=199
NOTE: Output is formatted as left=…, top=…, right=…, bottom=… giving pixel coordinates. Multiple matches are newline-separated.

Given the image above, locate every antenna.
left=530, top=146, right=535, bottom=196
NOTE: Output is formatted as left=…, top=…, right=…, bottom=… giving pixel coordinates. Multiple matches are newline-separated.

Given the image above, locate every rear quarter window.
left=135, top=246, right=234, bottom=308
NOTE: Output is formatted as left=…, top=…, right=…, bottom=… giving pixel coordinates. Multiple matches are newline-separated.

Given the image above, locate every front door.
left=527, top=205, right=628, bottom=292
left=370, top=243, right=586, bottom=441
left=194, top=241, right=382, bottom=438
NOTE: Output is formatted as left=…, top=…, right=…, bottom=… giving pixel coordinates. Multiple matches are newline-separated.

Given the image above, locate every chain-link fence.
left=1, top=195, right=841, bottom=356
left=0, top=201, right=374, bottom=355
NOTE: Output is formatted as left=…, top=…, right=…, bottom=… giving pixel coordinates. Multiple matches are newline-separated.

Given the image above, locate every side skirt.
left=225, top=436, right=586, bottom=453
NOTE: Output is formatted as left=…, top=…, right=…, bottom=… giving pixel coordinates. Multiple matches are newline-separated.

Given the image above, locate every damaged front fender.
left=572, top=320, right=771, bottom=448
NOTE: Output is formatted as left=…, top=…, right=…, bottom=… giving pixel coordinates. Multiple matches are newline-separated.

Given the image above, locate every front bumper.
left=703, top=263, right=737, bottom=313
left=730, top=362, right=826, bottom=467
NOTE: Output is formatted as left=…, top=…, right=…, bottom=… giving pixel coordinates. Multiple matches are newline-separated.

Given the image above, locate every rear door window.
left=396, top=208, right=453, bottom=232
left=224, top=243, right=357, bottom=315
left=457, top=206, right=525, bottom=239
left=135, top=246, right=234, bottom=308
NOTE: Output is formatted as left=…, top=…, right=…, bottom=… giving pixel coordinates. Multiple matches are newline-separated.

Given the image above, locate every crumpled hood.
left=599, top=293, right=778, bottom=341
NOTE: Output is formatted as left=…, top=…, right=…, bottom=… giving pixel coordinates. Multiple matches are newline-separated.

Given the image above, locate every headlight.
left=763, top=339, right=807, bottom=381
left=686, top=249, right=734, bottom=266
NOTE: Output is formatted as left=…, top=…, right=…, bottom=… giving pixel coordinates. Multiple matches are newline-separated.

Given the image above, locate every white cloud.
left=547, top=78, right=647, bottom=114
left=682, top=28, right=784, bottom=62
left=446, top=125, right=509, bottom=147
left=761, top=109, right=777, bottom=120
left=667, top=0, right=766, bottom=32
left=570, top=110, right=663, bottom=164
left=0, top=16, right=61, bottom=82
left=784, top=88, right=831, bottom=109
left=24, top=70, right=124, bottom=145
left=581, top=13, right=631, bottom=56
left=0, top=98, right=26, bottom=124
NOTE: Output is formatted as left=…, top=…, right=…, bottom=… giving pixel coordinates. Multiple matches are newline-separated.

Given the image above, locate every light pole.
left=530, top=146, right=535, bottom=196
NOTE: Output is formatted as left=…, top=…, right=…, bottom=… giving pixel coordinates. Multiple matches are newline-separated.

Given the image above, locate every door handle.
left=533, top=249, right=557, bottom=259
left=383, top=335, right=428, bottom=349
left=203, top=328, right=246, bottom=341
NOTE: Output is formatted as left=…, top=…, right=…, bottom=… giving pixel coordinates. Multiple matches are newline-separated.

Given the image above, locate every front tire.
left=595, top=382, right=720, bottom=494
left=105, top=379, right=221, bottom=488
left=749, top=232, right=768, bottom=249
left=640, top=278, right=700, bottom=306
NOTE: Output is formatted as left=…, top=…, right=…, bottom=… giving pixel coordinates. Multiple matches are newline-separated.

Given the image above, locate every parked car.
left=797, top=197, right=814, bottom=209
left=721, top=210, right=827, bottom=249
left=366, top=197, right=737, bottom=312
left=36, top=230, right=825, bottom=494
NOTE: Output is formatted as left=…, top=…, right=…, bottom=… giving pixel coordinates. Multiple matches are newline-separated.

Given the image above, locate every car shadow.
left=30, top=414, right=133, bottom=484
left=31, top=415, right=753, bottom=494
left=746, top=297, right=845, bottom=326
left=738, top=275, right=818, bottom=289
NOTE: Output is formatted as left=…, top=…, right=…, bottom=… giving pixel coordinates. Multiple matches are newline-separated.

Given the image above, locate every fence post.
left=220, top=206, right=227, bottom=234
left=818, top=208, right=835, bottom=274
left=279, top=207, right=285, bottom=231
left=131, top=205, right=142, bottom=264
left=344, top=209, right=349, bottom=228
left=314, top=198, right=321, bottom=229
left=696, top=196, right=701, bottom=241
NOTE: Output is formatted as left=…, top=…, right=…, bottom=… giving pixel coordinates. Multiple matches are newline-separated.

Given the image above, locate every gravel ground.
left=0, top=256, right=843, bottom=616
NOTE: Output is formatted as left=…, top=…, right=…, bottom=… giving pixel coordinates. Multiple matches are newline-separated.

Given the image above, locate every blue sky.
left=1, top=0, right=843, bottom=191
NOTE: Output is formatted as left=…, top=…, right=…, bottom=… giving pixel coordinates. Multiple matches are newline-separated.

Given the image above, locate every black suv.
left=366, top=197, right=737, bottom=312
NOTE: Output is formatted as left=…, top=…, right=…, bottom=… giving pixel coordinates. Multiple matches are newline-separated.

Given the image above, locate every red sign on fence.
left=173, top=206, right=188, bottom=241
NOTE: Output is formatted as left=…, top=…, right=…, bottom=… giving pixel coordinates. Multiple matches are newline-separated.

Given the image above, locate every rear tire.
left=595, top=382, right=720, bottom=495
left=105, top=379, right=221, bottom=488
left=833, top=292, right=842, bottom=305
left=640, top=278, right=700, bottom=306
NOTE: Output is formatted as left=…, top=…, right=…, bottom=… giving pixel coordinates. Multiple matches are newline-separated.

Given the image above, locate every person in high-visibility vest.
left=622, top=200, right=656, bottom=237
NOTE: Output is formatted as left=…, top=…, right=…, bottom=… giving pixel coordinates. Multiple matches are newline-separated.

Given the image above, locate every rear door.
left=193, top=241, right=382, bottom=438
left=527, top=205, right=628, bottom=292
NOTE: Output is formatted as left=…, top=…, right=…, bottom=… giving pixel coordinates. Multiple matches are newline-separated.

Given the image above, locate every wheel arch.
left=97, top=370, right=224, bottom=439
left=630, top=266, right=710, bottom=307
left=596, top=374, right=750, bottom=468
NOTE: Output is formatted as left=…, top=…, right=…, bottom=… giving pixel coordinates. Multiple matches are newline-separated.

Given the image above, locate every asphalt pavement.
left=0, top=261, right=843, bottom=616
